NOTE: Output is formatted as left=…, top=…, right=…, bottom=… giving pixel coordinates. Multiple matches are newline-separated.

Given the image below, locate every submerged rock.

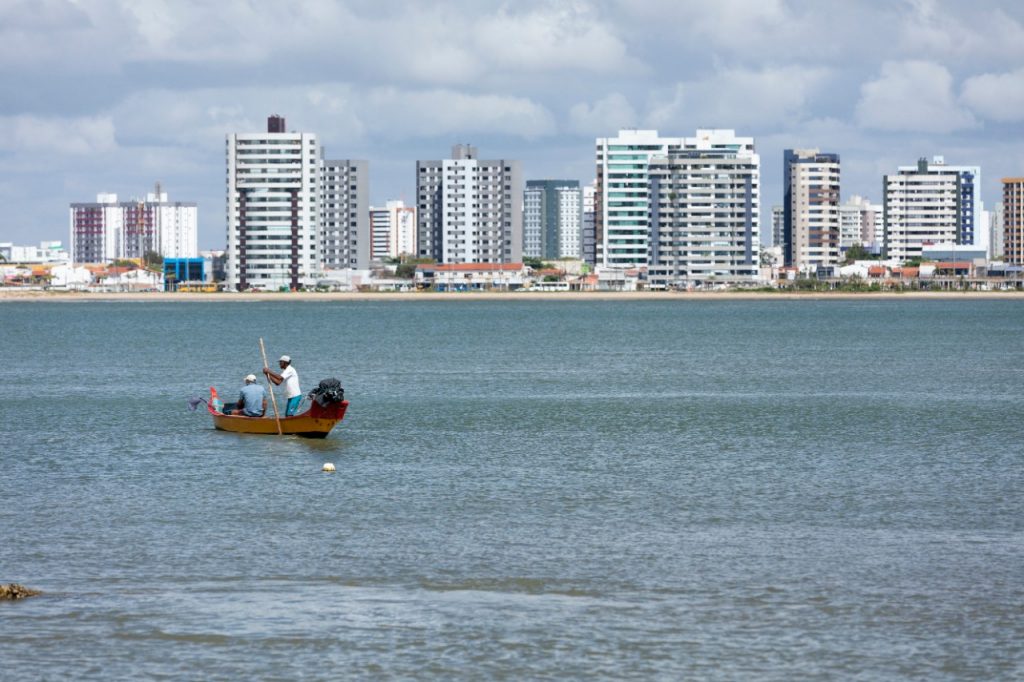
left=0, top=584, right=41, bottom=600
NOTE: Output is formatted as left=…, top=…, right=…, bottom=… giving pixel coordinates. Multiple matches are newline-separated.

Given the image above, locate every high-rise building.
left=989, top=204, right=1005, bottom=260
left=595, top=130, right=687, bottom=268
left=784, top=148, right=841, bottom=271
left=226, top=115, right=321, bottom=290
left=523, top=180, right=582, bottom=259
left=646, top=131, right=760, bottom=289
left=839, top=195, right=882, bottom=251
left=416, top=144, right=522, bottom=264
left=883, top=156, right=983, bottom=262
left=582, top=183, right=596, bottom=266
left=369, top=200, right=417, bottom=261
left=1004, top=178, right=1024, bottom=265
left=69, top=188, right=197, bottom=264
left=321, top=159, right=369, bottom=270
left=771, top=205, right=784, bottom=250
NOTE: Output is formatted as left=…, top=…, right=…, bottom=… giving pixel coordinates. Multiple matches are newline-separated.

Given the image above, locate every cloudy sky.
left=2, top=0, right=1023, bottom=249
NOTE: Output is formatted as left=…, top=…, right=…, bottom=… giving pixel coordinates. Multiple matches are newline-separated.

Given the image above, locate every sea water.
left=1, top=299, right=1022, bottom=679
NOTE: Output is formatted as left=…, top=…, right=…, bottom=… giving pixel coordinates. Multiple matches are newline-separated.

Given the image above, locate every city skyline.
left=1, top=1, right=1022, bottom=250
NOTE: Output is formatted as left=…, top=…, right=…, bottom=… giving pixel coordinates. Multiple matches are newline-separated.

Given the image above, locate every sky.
left=1, top=0, right=1023, bottom=250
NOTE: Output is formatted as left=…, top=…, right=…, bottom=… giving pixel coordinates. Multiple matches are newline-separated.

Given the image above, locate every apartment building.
left=595, top=130, right=688, bottom=268
left=70, top=188, right=197, bottom=264
left=226, top=115, right=321, bottom=290
left=839, top=195, right=881, bottom=250
left=647, top=131, right=760, bottom=289
left=416, top=144, right=522, bottom=264
left=523, top=180, right=582, bottom=259
left=321, top=159, right=369, bottom=270
left=771, top=205, right=784, bottom=250
left=883, top=157, right=983, bottom=261
left=784, top=148, right=841, bottom=271
left=1004, top=178, right=1024, bottom=265
left=582, top=183, right=596, bottom=266
left=369, top=200, right=417, bottom=261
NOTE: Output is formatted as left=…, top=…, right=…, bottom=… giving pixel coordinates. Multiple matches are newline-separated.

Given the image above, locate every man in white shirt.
left=263, top=354, right=302, bottom=416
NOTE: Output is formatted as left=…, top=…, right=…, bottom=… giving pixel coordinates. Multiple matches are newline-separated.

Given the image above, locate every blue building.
left=164, top=258, right=205, bottom=291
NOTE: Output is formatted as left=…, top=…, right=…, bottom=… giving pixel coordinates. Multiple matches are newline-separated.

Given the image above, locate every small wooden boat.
left=207, top=387, right=348, bottom=438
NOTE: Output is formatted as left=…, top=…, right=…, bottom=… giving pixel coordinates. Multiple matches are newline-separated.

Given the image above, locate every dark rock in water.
left=0, top=584, right=41, bottom=600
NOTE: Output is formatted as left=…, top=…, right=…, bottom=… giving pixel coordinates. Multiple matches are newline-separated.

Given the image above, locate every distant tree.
left=143, top=250, right=164, bottom=270
left=523, top=256, right=544, bottom=270
left=395, top=257, right=435, bottom=279
left=844, top=243, right=873, bottom=263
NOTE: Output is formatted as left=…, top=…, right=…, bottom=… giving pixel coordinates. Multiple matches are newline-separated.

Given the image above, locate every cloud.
left=0, top=0, right=91, bottom=31
left=645, top=65, right=830, bottom=131
left=475, top=5, right=635, bottom=74
left=568, top=94, right=638, bottom=136
left=364, top=88, right=556, bottom=140
left=899, top=1, right=1024, bottom=62
left=855, top=61, right=976, bottom=133
left=961, top=68, right=1024, bottom=122
left=0, top=115, right=116, bottom=154
left=111, top=84, right=555, bottom=147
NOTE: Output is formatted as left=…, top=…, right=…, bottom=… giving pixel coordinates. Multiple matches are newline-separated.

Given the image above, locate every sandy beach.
left=2, top=289, right=1022, bottom=302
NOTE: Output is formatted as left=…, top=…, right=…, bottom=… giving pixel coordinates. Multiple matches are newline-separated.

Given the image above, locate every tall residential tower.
left=321, top=159, right=369, bottom=270
left=1004, top=177, right=1024, bottom=265
left=647, top=131, right=760, bottom=288
left=226, top=115, right=321, bottom=290
left=883, top=156, right=983, bottom=261
left=783, top=148, right=841, bottom=271
left=416, top=144, right=522, bottom=264
left=523, top=180, right=582, bottom=259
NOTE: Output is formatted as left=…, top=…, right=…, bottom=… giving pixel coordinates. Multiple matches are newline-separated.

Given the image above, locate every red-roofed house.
left=415, top=262, right=526, bottom=290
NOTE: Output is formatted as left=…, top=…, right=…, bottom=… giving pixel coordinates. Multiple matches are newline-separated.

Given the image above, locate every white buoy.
left=322, top=462, right=336, bottom=473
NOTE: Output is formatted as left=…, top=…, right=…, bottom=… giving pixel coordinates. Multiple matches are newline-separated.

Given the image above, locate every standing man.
left=229, top=374, right=267, bottom=417
left=264, top=355, right=302, bottom=416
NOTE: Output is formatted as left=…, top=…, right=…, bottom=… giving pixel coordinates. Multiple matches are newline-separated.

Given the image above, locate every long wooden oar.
left=259, top=337, right=283, bottom=435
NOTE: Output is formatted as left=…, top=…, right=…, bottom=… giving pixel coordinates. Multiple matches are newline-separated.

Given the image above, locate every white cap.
left=245, top=374, right=257, bottom=382
left=279, top=355, right=290, bottom=363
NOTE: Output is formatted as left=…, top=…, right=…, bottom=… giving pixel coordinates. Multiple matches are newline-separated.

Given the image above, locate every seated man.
left=230, top=374, right=267, bottom=417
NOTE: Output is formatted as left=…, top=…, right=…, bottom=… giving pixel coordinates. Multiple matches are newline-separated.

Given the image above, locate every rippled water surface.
left=2, top=299, right=1023, bottom=679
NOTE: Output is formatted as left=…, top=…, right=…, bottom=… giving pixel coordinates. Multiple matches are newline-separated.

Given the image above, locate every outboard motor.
left=308, top=378, right=345, bottom=406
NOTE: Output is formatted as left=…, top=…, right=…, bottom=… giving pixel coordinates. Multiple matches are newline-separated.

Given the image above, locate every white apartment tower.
left=369, top=200, right=417, bottom=261
left=416, top=144, right=522, bottom=264
left=226, top=115, right=321, bottom=291
left=784, top=149, right=841, bottom=272
left=883, top=156, right=983, bottom=262
left=647, top=130, right=760, bottom=289
left=839, top=195, right=881, bottom=251
left=596, top=130, right=686, bottom=268
left=321, top=159, right=369, bottom=270
left=70, top=188, right=197, bottom=264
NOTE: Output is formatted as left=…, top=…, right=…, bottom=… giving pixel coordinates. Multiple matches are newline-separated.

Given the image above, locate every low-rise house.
left=100, top=266, right=163, bottom=291
left=867, top=265, right=887, bottom=280
left=571, top=273, right=599, bottom=292
left=49, top=264, right=94, bottom=289
left=934, top=261, right=974, bottom=277
left=595, top=267, right=642, bottom=291
left=415, top=263, right=526, bottom=291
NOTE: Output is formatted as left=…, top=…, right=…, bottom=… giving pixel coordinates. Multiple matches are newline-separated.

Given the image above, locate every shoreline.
left=2, top=289, right=1023, bottom=302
